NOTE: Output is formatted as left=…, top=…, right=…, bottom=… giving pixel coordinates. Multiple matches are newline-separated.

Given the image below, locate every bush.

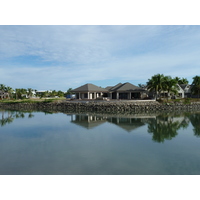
left=184, top=98, right=191, bottom=104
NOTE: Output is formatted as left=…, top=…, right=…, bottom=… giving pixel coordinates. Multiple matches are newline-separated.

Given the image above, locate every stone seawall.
left=1, top=100, right=200, bottom=113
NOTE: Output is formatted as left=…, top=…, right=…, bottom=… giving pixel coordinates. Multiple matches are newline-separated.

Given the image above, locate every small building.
left=72, top=83, right=108, bottom=100
left=0, top=91, right=9, bottom=99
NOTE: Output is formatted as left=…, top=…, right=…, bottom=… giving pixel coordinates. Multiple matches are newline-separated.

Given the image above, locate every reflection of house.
left=70, top=113, right=146, bottom=132
left=70, top=114, right=107, bottom=129
left=106, top=82, right=147, bottom=100
left=107, top=117, right=145, bottom=132
left=72, top=84, right=108, bottom=100
left=0, top=91, right=9, bottom=99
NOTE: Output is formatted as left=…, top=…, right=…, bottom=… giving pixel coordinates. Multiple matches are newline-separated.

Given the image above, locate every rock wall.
left=1, top=100, right=200, bottom=113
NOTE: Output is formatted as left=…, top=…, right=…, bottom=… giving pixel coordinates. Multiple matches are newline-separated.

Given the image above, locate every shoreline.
left=1, top=100, right=200, bottom=113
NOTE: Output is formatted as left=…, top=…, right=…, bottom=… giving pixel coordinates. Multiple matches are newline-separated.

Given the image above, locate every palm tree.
left=5, top=86, right=14, bottom=99
left=27, top=88, right=33, bottom=98
left=163, top=76, right=179, bottom=100
left=146, top=74, right=165, bottom=100
left=15, top=88, right=27, bottom=99
left=191, top=75, right=200, bottom=98
left=0, top=84, right=6, bottom=91
left=175, top=77, right=189, bottom=85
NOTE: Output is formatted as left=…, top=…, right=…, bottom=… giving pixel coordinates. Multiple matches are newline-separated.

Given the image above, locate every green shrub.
left=184, top=98, right=191, bottom=104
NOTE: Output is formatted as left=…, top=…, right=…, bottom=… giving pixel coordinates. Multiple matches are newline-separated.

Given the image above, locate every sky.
left=0, top=25, right=200, bottom=91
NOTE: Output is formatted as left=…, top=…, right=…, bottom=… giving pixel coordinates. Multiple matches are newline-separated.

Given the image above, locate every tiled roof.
left=108, top=82, right=145, bottom=92
left=72, top=83, right=108, bottom=92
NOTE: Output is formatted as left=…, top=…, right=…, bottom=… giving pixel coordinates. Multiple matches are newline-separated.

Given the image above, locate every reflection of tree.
left=147, top=114, right=190, bottom=143
left=189, top=113, right=200, bottom=137
left=28, top=113, right=34, bottom=118
left=0, top=110, right=34, bottom=127
left=0, top=111, right=14, bottom=127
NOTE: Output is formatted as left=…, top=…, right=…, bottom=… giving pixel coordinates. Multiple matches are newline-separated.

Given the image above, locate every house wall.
left=75, top=92, right=104, bottom=99
left=110, top=92, right=143, bottom=100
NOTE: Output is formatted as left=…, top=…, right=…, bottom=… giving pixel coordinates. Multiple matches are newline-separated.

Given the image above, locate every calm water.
left=0, top=110, right=200, bottom=175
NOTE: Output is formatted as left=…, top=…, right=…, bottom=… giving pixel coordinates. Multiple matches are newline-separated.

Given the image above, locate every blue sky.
left=0, top=25, right=200, bottom=91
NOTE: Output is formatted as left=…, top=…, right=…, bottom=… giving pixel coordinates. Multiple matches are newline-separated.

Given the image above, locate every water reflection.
left=0, top=110, right=34, bottom=126
left=1, top=110, right=200, bottom=143
left=70, top=113, right=150, bottom=132
left=70, top=114, right=107, bottom=129
left=147, top=114, right=190, bottom=143
left=1, top=110, right=200, bottom=175
left=189, top=113, right=200, bottom=137
left=69, top=112, right=197, bottom=142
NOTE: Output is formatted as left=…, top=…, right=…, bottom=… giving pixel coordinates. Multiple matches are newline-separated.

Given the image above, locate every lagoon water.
left=0, top=110, right=200, bottom=175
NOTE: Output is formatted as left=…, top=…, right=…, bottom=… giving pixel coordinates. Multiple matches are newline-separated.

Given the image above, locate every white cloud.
left=0, top=25, right=200, bottom=90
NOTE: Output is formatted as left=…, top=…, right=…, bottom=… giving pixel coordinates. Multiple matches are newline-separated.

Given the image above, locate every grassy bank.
left=0, top=97, right=66, bottom=104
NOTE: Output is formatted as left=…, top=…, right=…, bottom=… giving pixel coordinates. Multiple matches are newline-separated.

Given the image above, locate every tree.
left=163, top=76, right=179, bottom=100
left=191, top=75, right=200, bottom=98
left=66, top=88, right=73, bottom=95
left=51, top=90, right=57, bottom=97
left=5, top=86, right=14, bottom=99
left=0, top=84, right=13, bottom=99
left=138, top=84, right=146, bottom=88
left=15, top=88, right=27, bottom=99
left=146, top=74, right=165, bottom=100
left=175, top=77, right=189, bottom=85
left=0, top=84, right=6, bottom=91
left=57, top=90, right=64, bottom=97
left=27, top=88, right=33, bottom=98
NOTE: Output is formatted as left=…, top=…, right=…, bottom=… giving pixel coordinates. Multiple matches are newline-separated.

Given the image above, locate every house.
left=146, top=84, right=185, bottom=99
left=179, top=84, right=192, bottom=98
left=0, top=91, right=9, bottom=99
left=72, top=83, right=108, bottom=99
left=106, top=82, right=147, bottom=100
left=72, top=82, right=147, bottom=100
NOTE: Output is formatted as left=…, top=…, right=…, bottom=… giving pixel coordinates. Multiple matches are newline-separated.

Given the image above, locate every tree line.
left=0, top=84, right=73, bottom=100
left=144, top=74, right=200, bottom=100
left=1, top=74, right=200, bottom=100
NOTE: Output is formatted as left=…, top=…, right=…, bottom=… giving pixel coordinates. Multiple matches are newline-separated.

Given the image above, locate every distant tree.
left=66, top=88, right=73, bottom=94
left=6, top=86, right=14, bottom=99
left=40, top=91, right=48, bottom=99
left=191, top=75, right=200, bottom=98
left=27, top=88, right=33, bottom=98
left=15, top=88, right=27, bottom=99
left=138, top=84, right=146, bottom=88
left=0, top=84, right=6, bottom=91
left=51, top=90, right=57, bottom=97
left=57, top=90, right=64, bottom=97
